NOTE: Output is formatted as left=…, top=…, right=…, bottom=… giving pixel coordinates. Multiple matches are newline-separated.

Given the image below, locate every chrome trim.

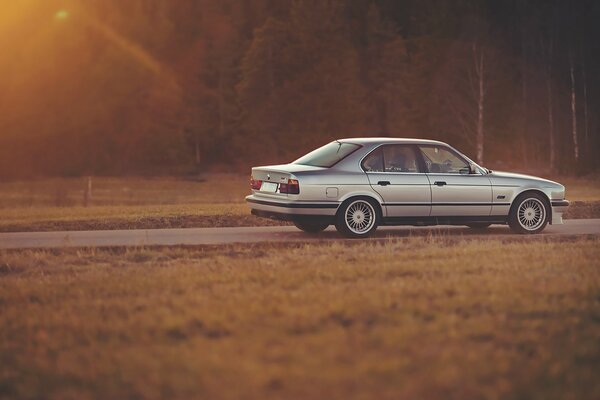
left=383, top=202, right=510, bottom=206
left=426, top=173, right=486, bottom=177
left=364, top=171, right=427, bottom=175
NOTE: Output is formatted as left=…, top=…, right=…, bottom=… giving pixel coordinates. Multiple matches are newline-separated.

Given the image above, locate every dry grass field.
left=0, top=176, right=286, bottom=232
left=1, top=236, right=599, bottom=399
left=0, top=175, right=249, bottom=208
left=0, top=175, right=598, bottom=232
left=559, top=176, right=600, bottom=202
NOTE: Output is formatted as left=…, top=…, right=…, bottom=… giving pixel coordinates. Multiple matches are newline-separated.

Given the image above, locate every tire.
left=508, top=192, right=550, bottom=234
left=466, top=223, right=492, bottom=229
left=293, top=220, right=329, bottom=233
left=335, top=197, right=380, bottom=238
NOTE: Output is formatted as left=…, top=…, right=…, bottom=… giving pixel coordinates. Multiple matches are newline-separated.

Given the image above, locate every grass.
left=0, top=176, right=287, bottom=231
left=560, top=176, right=600, bottom=202
left=0, top=175, right=598, bottom=232
left=0, top=175, right=250, bottom=207
left=0, top=204, right=285, bottom=232
left=1, top=237, right=599, bottom=399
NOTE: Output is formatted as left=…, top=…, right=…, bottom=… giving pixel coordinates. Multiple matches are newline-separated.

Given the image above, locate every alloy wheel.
left=344, top=200, right=376, bottom=235
left=517, top=198, right=546, bottom=231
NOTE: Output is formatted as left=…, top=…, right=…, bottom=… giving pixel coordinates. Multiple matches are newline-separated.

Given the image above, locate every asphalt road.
left=1, top=219, right=599, bottom=249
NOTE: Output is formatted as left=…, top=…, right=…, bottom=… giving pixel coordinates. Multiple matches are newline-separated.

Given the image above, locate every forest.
left=0, top=0, right=598, bottom=178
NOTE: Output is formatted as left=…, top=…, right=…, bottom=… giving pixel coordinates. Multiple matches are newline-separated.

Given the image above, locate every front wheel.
left=508, top=193, right=549, bottom=234
left=335, top=198, right=380, bottom=238
left=293, top=220, right=329, bottom=233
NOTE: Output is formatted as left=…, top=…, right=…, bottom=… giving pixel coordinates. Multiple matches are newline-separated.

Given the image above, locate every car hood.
left=488, top=171, right=562, bottom=187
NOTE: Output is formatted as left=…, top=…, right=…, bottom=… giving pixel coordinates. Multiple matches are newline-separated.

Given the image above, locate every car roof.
left=338, top=137, right=446, bottom=146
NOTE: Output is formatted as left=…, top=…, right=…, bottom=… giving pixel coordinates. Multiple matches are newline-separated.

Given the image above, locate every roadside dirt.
left=1, top=201, right=597, bottom=233
left=0, top=214, right=291, bottom=233
left=563, top=201, right=600, bottom=219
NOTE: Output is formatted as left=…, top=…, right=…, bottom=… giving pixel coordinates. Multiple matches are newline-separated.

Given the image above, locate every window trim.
left=360, top=144, right=426, bottom=174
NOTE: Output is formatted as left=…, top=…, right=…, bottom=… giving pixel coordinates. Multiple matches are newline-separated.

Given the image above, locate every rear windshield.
left=293, top=142, right=361, bottom=168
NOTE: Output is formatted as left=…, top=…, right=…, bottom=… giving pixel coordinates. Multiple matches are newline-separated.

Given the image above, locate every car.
left=245, top=138, right=569, bottom=238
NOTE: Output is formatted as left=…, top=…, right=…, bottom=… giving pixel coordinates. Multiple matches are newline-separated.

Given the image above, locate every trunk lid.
left=251, top=163, right=325, bottom=182
left=250, top=164, right=324, bottom=197
left=251, top=166, right=292, bottom=184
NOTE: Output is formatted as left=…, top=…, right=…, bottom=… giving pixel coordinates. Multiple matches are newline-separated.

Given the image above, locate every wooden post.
left=570, top=53, right=579, bottom=163
left=473, top=42, right=485, bottom=166
left=84, top=176, right=92, bottom=207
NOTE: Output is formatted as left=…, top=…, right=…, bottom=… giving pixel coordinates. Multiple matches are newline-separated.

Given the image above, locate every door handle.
left=377, top=181, right=391, bottom=186
left=434, top=181, right=447, bottom=187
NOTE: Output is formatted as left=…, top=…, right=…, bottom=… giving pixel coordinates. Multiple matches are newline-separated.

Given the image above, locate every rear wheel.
left=335, top=197, right=380, bottom=238
left=293, top=220, right=329, bottom=233
left=508, top=192, right=549, bottom=234
left=466, top=223, right=492, bottom=230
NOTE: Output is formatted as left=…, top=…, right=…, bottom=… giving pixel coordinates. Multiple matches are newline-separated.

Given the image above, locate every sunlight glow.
left=54, top=9, right=69, bottom=21
left=87, top=19, right=162, bottom=74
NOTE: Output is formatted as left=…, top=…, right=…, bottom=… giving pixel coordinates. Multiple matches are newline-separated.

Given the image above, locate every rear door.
left=418, top=145, right=492, bottom=217
left=362, top=144, right=431, bottom=217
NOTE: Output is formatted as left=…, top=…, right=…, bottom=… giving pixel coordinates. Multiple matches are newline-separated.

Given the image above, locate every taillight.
left=250, top=176, right=262, bottom=190
left=279, top=179, right=300, bottom=194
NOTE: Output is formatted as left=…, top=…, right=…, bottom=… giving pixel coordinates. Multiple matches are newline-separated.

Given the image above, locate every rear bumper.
left=550, top=200, right=570, bottom=225
left=246, top=195, right=339, bottom=218
left=251, top=209, right=335, bottom=224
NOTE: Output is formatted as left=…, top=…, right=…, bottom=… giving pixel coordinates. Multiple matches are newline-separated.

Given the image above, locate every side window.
left=362, top=145, right=421, bottom=173
left=361, top=148, right=384, bottom=172
left=383, top=145, right=420, bottom=173
left=419, top=145, right=470, bottom=174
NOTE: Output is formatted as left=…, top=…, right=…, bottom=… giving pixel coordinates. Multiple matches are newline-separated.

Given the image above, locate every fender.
left=510, top=188, right=554, bottom=223
left=337, top=191, right=385, bottom=216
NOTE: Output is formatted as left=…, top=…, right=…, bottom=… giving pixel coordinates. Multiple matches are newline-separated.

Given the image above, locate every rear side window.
left=383, top=145, right=420, bottom=172
left=293, top=142, right=361, bottom=168
left=362, top=148, right=384, bottom=172
left=362, top=145, right=421, bottom=173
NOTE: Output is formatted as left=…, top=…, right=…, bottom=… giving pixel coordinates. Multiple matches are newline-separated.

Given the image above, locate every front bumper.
left=550, top=200, right=570, bottom=225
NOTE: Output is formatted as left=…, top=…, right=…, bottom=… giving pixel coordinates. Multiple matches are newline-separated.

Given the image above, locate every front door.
left=418, top=145, right=492, bottom=217
left=362, top=144, right=431, bottom=217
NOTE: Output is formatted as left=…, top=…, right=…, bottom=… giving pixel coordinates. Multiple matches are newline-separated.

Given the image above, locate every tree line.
left=0, top=0, right=598, bottom=178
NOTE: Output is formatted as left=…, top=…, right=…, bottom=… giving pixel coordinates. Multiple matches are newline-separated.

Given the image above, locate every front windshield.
left=293, top=141, right=361, bottom=168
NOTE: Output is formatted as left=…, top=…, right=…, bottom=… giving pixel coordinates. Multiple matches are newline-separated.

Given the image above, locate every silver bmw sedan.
left=246, top=138, right=569, bottom=237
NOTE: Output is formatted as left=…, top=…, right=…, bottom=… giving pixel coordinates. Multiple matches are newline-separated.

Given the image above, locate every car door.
left=418, top=144, right=492, bottom=217
left=362, top=144, right=431, bottom=217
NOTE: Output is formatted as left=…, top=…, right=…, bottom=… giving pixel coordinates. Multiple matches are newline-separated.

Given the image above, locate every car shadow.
left=304, top=225, right=514, bottom=239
